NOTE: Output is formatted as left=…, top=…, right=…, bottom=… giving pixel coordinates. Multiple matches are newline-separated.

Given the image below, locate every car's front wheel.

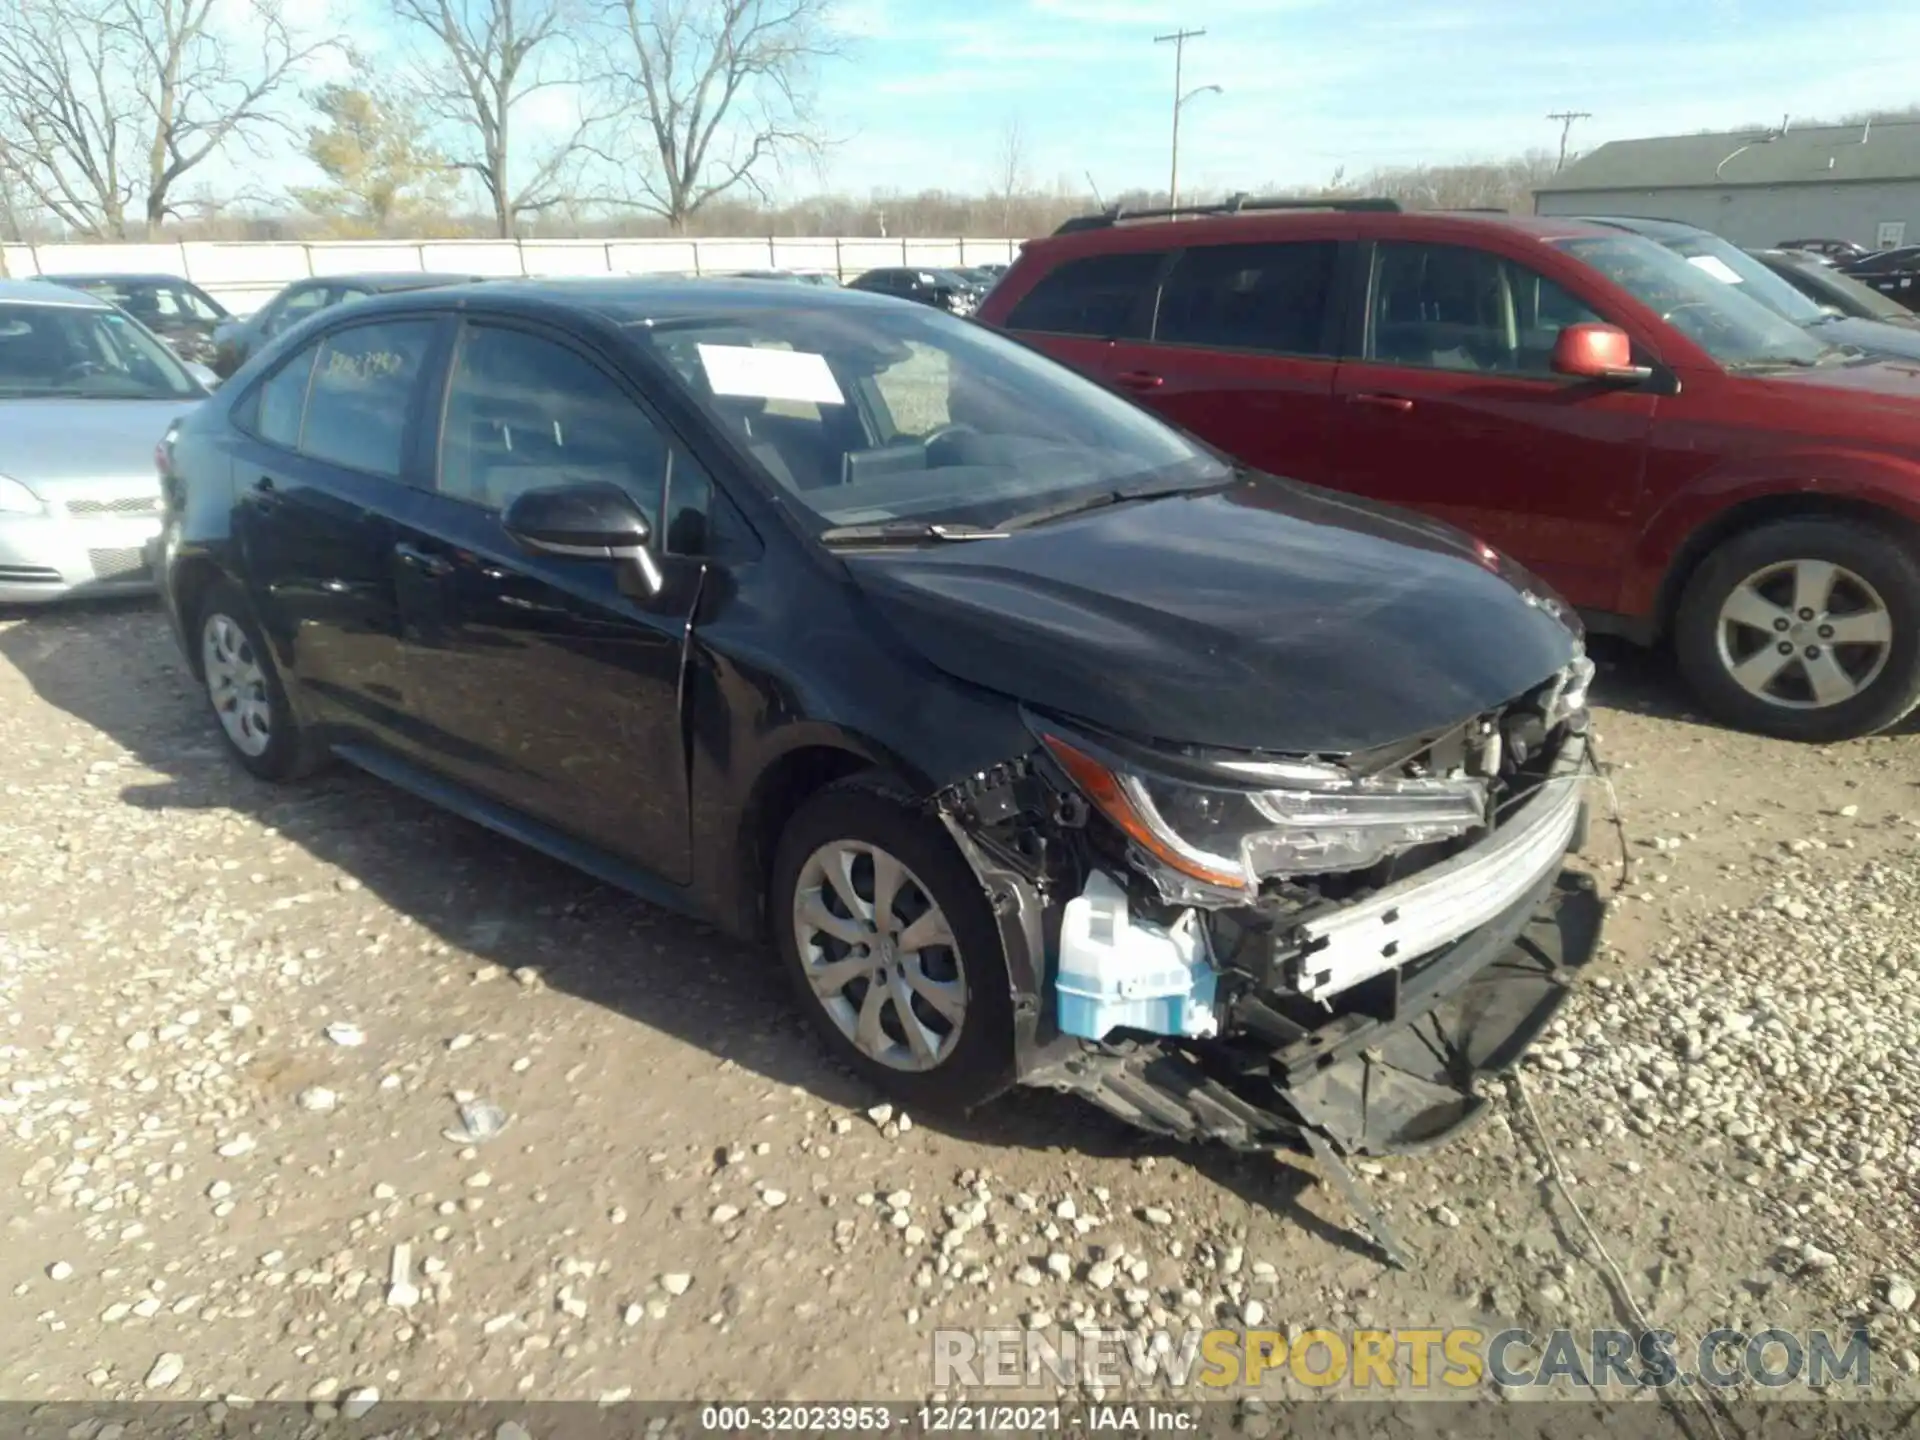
left=770, top=777, right=1015, bottom=1113
left=195, top=579, right=319, bottom=782
left=1675, top=517, right=1920, bottom=741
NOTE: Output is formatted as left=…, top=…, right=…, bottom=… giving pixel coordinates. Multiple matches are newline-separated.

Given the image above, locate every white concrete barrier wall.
left=0, top=236, right=1025, bottom=314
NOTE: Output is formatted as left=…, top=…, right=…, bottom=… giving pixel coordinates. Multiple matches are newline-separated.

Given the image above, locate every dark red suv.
left=979, top=199, right=1920, bottom=742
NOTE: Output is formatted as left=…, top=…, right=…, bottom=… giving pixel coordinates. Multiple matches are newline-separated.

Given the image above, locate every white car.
left=0, top=279, right=207, bottom=603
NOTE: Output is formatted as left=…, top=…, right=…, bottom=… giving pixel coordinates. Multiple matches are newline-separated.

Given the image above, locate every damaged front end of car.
left=932, top=651, right=1605, bottom=1177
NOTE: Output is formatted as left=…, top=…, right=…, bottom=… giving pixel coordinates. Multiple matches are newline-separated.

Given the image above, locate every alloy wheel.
left=1715, top=558, right=1893, bottom=710
left=201, top=613, right=274, bottom=757
left=791, top=839, right=967, bottom=1072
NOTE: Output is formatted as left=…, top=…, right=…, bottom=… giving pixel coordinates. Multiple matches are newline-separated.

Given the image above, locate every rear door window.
left=1151, top=241, right=1340, bottom=356
left=298, top=320, right=436, bottom=477
left=1003, top=251, right=1164, bottom=338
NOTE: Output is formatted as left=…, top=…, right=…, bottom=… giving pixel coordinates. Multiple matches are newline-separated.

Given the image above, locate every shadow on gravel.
left=1582, top=633, right=1920, bottom=738
left=1, top=601, right=1374, bottom=1254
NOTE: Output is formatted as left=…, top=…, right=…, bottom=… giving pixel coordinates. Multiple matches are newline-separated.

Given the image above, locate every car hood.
left=1811, top=315, right=1920, bottom=361
left=843, top=477, right=1581, bottom=754
left=0, top=398, right=199, bottom=488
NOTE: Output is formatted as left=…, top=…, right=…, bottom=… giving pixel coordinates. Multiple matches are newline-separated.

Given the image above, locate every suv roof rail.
left=1051, top=193, right=1401, bottom=235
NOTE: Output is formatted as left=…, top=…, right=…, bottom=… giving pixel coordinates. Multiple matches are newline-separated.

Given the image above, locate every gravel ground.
left=0, top=601, right=1916, bottom=1407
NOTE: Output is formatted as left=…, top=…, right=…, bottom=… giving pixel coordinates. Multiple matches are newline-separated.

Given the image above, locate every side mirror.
left=502, top=482, right=662, bottom=594
left=1551, top=322, right=1652, bottom=383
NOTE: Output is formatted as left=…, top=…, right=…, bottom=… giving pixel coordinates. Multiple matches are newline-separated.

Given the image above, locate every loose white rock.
left=661, top=1273, right=693, bottom=1297
left=143, top=1353, right=184, bottom=1390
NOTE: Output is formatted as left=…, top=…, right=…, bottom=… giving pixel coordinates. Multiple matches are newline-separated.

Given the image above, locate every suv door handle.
left=1348, top=393, right=1415, bottom=413
left=1113, top=370, right=1164, bottom=391
left=394, top=541, right=453, bottom=578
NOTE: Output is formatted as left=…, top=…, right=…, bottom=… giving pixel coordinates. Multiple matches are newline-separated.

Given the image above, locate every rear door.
left=230, top=314, right=447, bottom=742
left=1327, top=238, right=1657, bottom=609
left=1097, top=237, right=1350, bottom=487
left=389, top=317, right=712, bottom=882
left=995, top=248, right=1168, bottom=383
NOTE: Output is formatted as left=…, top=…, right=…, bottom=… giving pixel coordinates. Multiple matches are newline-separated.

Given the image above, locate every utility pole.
left=1155, top=27, right=1205, bottom=209
left=1548, top=110, right=1592, bottom=171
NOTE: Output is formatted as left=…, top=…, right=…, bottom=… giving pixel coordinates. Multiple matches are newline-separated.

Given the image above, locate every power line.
left=1154, top=27, right=1206, bottom=208
left=1548, top=110, right=1592, bottom=171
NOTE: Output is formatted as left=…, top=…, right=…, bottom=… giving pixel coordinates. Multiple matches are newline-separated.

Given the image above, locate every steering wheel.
left=921, top=422, right=978, bottom=458
left=56, top=360, right=107, bottom=383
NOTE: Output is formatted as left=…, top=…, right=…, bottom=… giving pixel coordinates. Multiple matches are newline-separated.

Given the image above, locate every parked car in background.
left=0, top=280, right=206, bottom=602
left=152, top=276, right=1600, bottom=1154
left=1838, top=246, right=1920, bottom=312
left=1580, top=215, right=1920, bottom=361
left=212, top=272, right=486, bottom=378
left=1777, top=238, right=1869, bottom=264
left=1749, top=247, right=1920, bottom=328
left=982, top=198, right=1920, bottom=742
left=845, top=267, right=981, bottom=314
left=37, top=273, right=229, bottom=370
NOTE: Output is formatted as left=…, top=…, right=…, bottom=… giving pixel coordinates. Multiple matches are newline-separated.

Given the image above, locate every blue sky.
left=808, top=0, right=1920, bottom=198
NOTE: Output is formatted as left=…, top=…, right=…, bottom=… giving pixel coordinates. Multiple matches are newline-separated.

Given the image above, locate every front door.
left=231, top=315, right=444, bottom=744
left=392, top=319, right=708, bottom=882
left=1097, top=237, right=1348, bottom=488
left=1328, top=240, right=1656, bottom=610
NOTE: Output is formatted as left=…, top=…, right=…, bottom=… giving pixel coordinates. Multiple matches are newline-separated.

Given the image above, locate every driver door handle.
left=394, top=541, right=453, bottom=578
left=1112, top=369, right=1164, bottom=391
left=1348, top=393, right=1415, bottom=413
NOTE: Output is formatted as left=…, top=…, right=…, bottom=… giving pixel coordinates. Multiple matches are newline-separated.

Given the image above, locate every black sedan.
left=211, top=271, right=486, bottom=377
left=152, top=277, right=1598, bottom=1160
left=844, top=266, right=981, bottom=314
left=39, top=272, right=230, bottom=367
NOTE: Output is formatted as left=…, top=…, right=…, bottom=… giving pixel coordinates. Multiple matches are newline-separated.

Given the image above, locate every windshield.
left=1638, top=231, right=1829, bottom=325
left=0, top=302, right=204, bottom=400
left=64, top=279, right=226, bottom=325
left=633, top=302, right=1227, bottom=529
left=1798, top=263, right=1915, bottom=321
left=1553, top=234, right=1833, bottom=369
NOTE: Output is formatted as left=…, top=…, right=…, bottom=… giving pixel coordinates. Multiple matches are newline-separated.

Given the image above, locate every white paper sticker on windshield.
left=1687, top=254, right=1744, bottom=285
left=696, top=343, right=845, bottom=406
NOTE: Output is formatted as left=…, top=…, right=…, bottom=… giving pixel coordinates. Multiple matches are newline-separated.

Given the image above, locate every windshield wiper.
left=1000, top=481, right=1206, bottom=532
left=818, top=521, right=1010, bottom=547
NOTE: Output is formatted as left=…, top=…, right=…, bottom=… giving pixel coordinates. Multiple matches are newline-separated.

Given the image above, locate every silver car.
left=0, top=279, right=206, bottom=603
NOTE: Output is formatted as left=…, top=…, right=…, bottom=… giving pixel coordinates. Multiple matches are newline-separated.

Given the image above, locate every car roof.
left=0, top=278, right=111, bottom=308
left=327, top=274, right=910, bottom=327
left=1576, top=214, right=1714, bottom=241
left=1022, top=208, right=1625, bottom=259
left=312, top=272, right=487, bottom=291
left=39, top=271, right=194, bottom=285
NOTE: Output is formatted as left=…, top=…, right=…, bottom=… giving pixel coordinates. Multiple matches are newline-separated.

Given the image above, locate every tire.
left=1674, top=517, right=1920, bottom=742
left=770, top=775, right=1015, bottom=1114
left=193, top=579, right=321, bottom=782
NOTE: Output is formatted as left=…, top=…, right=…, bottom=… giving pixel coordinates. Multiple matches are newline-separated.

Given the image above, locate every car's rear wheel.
left=196, top=580, right=319, bottom=782
left=770, top=776, right=1015, bottom=1113
left=1675, top=518, right=1920, bottom=741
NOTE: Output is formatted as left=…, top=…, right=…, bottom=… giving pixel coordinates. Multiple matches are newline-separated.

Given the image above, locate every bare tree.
left=389, top=0, right=590, bottom=237
left=993, top=116, right=1026, bottom=235
left=591, top=0, right=841, bottom=231
left=0, top=0, right=332, bottom=237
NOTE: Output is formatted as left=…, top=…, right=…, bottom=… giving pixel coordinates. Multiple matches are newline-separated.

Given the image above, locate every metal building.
left=1533, top=118, right=1920, bottom=250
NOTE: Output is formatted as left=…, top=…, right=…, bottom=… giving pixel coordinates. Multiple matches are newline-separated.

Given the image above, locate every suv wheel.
left=770, top=777, right=1014, bottom=1113
left=1675, top=518, right=1920, bottom=741
left=196, top=580, right=320, bottom=781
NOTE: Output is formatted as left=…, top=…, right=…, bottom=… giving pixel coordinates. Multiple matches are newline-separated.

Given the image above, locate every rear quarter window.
left=1003, top=251, right=1164, bottom=338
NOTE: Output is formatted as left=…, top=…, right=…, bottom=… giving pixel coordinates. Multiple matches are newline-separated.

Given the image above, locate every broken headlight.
left=1041, top=732, right=1488, bottom=897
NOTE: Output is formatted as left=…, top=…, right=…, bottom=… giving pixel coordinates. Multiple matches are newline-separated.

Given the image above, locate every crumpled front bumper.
left=999, top=731, right=1602, bottom=1158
